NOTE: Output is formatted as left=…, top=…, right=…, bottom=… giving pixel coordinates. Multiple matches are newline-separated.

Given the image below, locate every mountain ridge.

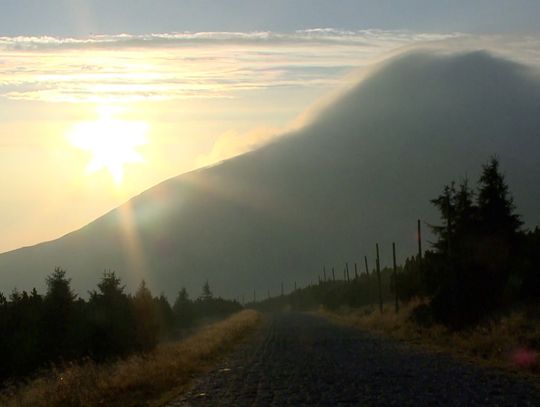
left=1, top=50, right=539, bottom=299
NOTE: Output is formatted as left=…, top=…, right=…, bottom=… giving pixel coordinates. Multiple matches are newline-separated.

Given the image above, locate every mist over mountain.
left=1, top=50, right=539, bottom=300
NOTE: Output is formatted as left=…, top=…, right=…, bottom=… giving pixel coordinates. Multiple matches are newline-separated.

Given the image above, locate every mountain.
left=1, top=50, right=540, bottom=300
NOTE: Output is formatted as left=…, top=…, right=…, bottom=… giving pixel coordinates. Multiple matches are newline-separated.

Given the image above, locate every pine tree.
left=87, top=271, right=137, bottom=359
left=42, top=267, right=78, bottom=360
left=430, top=182, right=456, bottom=255
left=477, top=157, right=522, bottom=236
left=200, top=280, right=213, bottom=301
left=173, top=287, right=194, bottom=328
left=427, top=158, right=524, bottom=328
left=132, top=280, right=159, bottom=351
left=154, top=293, right=174, bottom=339
left=475, top=157, right=522, bottom=304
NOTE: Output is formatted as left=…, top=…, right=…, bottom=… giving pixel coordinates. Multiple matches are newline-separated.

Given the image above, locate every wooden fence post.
left=417, top=219, right=423, bottom=283
left=417, top=219, right=423, bottom=260
left=393, top=242, right=399, bottom=314
left=364, top=256, right=369, bottom=276
left=332, top=267, right=336, bottom=282
left=354, top=263, right=358, bottom=280
left=376, top=243, right=383, bottom=313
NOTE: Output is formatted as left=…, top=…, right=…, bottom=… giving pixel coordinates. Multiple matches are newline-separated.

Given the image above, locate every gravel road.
left=168, top=312, right=540, bottom=406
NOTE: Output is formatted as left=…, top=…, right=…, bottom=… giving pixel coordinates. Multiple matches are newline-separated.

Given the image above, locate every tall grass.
left=0, top=309, right=261, bottom=407
left=320, top=300, right=540, bottom=378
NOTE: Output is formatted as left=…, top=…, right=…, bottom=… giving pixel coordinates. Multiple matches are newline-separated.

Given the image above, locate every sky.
left=1, top=1, right=540, bottom=36
left=1, top=1, right=540, bottom=254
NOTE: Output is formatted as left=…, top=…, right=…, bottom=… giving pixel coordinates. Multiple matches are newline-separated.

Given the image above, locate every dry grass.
left=0, top=309, right=261, bottom=407
left=319, top=300, right=540, bottom=382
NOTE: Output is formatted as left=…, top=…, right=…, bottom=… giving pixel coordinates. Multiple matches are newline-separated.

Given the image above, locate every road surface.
left=168, top=312, right=540, bottom=406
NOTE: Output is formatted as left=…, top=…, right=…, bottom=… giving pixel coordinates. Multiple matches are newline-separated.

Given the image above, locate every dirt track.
left=168, top=312, right=540, bottom=406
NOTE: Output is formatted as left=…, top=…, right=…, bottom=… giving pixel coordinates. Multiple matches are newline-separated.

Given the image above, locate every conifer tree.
left=132, top=280, right=159, bottom=351
left=42, top=267, right=77, bottom=360
left=87, top=271, right=137, bottom=359
left=173, top=287, right=194, bottom=328
left=477, top=157, right=522, bottom=236
left=475, top=157, right=522, bottom=303
left=201, top=280, right=213, bottom=301
left=427, top=158, right=523, bottom=327
left=154, top=293, right=174, bottom=339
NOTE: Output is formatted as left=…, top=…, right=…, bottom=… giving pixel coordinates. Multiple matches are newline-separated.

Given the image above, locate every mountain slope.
left=1, top=50, right=540, bottom=299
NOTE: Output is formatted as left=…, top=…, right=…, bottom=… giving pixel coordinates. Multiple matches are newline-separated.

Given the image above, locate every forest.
left=0, top=271, right=241, bottom=382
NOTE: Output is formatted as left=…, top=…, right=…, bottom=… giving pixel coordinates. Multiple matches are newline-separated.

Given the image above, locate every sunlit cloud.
left=198, top=127, right=283, bottom=167
left=0, top=30, right=463, bottom=103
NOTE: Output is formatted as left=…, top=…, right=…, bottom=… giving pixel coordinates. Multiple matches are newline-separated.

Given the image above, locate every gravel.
left=167, top=312, right=540, bottom=406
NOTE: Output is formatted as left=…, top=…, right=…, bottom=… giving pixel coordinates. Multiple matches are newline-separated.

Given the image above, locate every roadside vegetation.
left=254, top=157, right=540, bottom=374
left=0, top=309, right=261, bottom=407
left=320, top=301, right=540, bottom=377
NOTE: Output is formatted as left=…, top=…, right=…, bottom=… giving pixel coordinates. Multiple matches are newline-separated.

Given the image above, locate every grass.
left=0, top=309, right=261, bottom=407
left=319, top=299, right=540, bottom=382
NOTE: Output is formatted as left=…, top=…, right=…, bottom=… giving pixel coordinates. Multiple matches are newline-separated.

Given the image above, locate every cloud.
left=0, top=30, right=458, bottom=51
left=198, top=127, right=284, bottom=167
left=0, top=29, right=461, bottom=103
left=1, top=30, right=539, bottom=104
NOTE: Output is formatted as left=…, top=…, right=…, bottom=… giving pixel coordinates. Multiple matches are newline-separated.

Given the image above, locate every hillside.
left=1, top=50, right=539, bottom=299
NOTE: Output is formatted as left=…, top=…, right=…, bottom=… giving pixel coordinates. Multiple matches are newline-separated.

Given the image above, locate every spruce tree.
left=42, top=268, right=77, bottom=360
left=132, top=280, right=159, bottom=351
left=477, top=157, right=522, bottom=236
left=201, top=280, right=213, bottom=301
left=154, top=293, right=174, bottom=339
left=173, top=287, right=194, bottom=329
left=475, top=157, right=522, bottom=304
left=427, top=158, right=523, bottom=328
left=87, top=271, right=137, bottom=359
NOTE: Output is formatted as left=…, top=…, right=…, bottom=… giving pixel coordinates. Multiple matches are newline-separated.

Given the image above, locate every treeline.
left=0, top=270, right=241, bottom=382
left=254, top=267, right=398, bottom=312
left=254, top=158, right=539, bottom=330
left=398, top=158, right=540, bottom=328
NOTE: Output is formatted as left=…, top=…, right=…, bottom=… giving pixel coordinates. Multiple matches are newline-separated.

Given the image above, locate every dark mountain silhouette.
left=1, top=50, right=539, bottom=299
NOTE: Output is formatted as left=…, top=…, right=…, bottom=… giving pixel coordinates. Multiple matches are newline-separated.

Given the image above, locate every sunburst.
left=68, top=107, right=149, bottom=184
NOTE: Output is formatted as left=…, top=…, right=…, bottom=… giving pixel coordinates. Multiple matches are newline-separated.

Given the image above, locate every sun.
left=68, top=107, right=149, bottom=184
